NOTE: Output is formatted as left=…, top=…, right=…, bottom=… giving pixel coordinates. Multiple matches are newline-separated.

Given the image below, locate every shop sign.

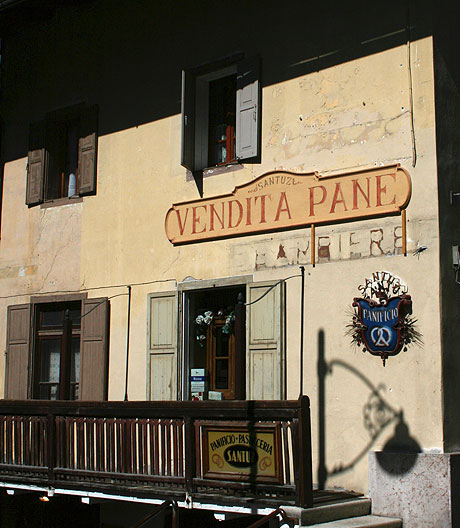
left=347, top=272, right=422, bottom=365
left=165, top=165, right=411, bottom=245
left=200, top=423, right=281, bottom=483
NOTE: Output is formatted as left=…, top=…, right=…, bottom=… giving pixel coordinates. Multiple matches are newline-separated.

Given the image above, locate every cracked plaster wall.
left=0, top=158, right=82, bottom=392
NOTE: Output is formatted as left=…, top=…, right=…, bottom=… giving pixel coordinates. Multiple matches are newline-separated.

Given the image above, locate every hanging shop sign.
left=347, top=271, right=422, bottom=366
left=199, top=422, right=282, bottom=483
left=165, top=164, right=411, bottom=246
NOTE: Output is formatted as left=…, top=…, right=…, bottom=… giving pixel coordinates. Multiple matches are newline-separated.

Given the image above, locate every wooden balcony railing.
left=0, top=397, right=313, bottom=507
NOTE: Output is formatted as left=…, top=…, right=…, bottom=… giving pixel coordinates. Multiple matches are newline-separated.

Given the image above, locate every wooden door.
left=206, top=316, right=235, bottom=399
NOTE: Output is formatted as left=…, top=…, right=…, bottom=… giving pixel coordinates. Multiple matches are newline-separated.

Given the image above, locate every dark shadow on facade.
left=317, top=329, right=421, bottom=488
left=0, top=0, right=434, bottom=165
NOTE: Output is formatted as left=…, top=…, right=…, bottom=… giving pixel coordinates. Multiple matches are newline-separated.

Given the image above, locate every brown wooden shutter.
left=26, top=122, right=46, bottom=206
left=5, top=304, right=31, bottom=399
left=79, top=297, right=109, bottom=401
left=78, top=106, right=98, bottom=196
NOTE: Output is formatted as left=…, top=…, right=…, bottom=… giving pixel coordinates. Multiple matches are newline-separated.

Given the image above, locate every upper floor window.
left=26, top=104, right=98, bottom=206
left=181, top=56, right=260, bottom=172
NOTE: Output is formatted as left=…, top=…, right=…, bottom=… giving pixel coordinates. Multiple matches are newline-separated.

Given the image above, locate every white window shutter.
left=181, top=69, right=196, bottom=171
left=148, top=292, right=178, bottom=401
left=236, top=57, right=260, bottom=161
left=246, top=281, right=284, bottom=400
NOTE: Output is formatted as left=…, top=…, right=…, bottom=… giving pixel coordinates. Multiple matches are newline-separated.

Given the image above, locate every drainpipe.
left=234, top=292, right=246, bottom=400
left=124, top=285, right=132, bottom=402
left=299, top=265, right=305, bottom=398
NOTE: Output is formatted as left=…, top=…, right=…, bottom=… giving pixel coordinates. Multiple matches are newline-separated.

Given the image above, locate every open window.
left=181, top=56, right=260, bottom=172
left=26, top=105, right=98, bottom=206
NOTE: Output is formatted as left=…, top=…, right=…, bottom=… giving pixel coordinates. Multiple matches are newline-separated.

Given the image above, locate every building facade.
left=0, top=1, right=459, bottom=526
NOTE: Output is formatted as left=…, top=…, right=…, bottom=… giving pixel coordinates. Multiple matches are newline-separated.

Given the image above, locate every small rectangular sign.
left=198, top=422, right=281, bottom=483
left=208, top=391, right=223, bottom=400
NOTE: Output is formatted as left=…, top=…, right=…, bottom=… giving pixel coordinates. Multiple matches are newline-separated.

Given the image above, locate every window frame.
left=4, top=293, right=110, bottom=402
left=33, top=300, right=82, bottom=400
left=181, top=55, right=261, bottom=173
left=26, top=104, right=98, bottom=207
left=30, top=294, right=85, bottom=400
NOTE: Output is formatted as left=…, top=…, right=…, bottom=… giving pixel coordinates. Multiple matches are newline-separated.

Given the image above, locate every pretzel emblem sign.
left=348, top=272, right=421, bottom=366
left=371, top=326, right=391, bottom=347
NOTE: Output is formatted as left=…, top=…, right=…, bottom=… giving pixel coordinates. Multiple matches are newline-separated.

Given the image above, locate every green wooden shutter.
left=78, top=106, right=98, bottom=195
left=26, top=122, right=46, bottom=206
left=148, top=292, right=178, bottom=401
left=247, top=281, right=284, bottom=400
left=5, top=304, right=31, bottom=399
left=181, top=69, right=196, bottom=172
left=79, top=297, right=109, bottom=401
left=236, top=56, right=260, bottom=161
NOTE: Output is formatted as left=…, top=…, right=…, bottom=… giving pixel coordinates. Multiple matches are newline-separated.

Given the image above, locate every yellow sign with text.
left=165, top=165, right=411, bottom=244
left=207, top=430, right=277, bottom=479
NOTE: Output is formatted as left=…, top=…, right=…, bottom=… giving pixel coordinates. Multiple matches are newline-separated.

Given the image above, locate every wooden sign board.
left=199, top=422, right=282, bottom=483
left=165, top=165, right=411, bottom=245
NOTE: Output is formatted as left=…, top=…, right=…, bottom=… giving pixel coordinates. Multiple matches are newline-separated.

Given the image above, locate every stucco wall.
left=78, top=37, right=440, bottom=492
left=0, top=0, right=441, bottom=494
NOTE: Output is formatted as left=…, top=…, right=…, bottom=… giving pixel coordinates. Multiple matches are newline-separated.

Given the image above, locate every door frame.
left=178, top=275, right=252, bottom=400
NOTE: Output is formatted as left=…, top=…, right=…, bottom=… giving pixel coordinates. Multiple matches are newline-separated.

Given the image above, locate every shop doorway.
left=186, top=285, right=245, bottom=400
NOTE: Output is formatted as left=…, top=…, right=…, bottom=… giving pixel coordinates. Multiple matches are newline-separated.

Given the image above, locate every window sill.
left=186, top=162, right=243, bottom=182
left=40, top=196, right=83, bottom=209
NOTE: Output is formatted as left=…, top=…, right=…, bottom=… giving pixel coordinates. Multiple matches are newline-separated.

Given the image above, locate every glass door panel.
left=207, top=317, right=235, bottom=399
left=38, top=337, right=61, bottom=399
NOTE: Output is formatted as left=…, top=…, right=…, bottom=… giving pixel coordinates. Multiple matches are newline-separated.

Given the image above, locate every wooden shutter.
left=236, top=57, right=260, bottom=161
left=78, top=106, right=98, bottom=195
left=26, top=122, right=46, bottom=206
left=247, top=281, right=284, bottom=400
left=79, top=297, right=109, bottom=401
left=148, top=292, right=177, bottom=401
left=5, top=304, right=30, bottom=399
left=181, top=69, right=196, bottom=171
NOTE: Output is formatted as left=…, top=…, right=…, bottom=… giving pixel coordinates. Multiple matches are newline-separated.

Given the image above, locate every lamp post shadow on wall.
left=316, top=330, right=422, bottom=489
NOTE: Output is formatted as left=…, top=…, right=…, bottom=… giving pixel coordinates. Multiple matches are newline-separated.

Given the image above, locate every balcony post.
left=296, top=396, right=313, bottom=507
left=184, top=417, right=195, bottom=499
left=47, top=412, right=56, bottom=484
